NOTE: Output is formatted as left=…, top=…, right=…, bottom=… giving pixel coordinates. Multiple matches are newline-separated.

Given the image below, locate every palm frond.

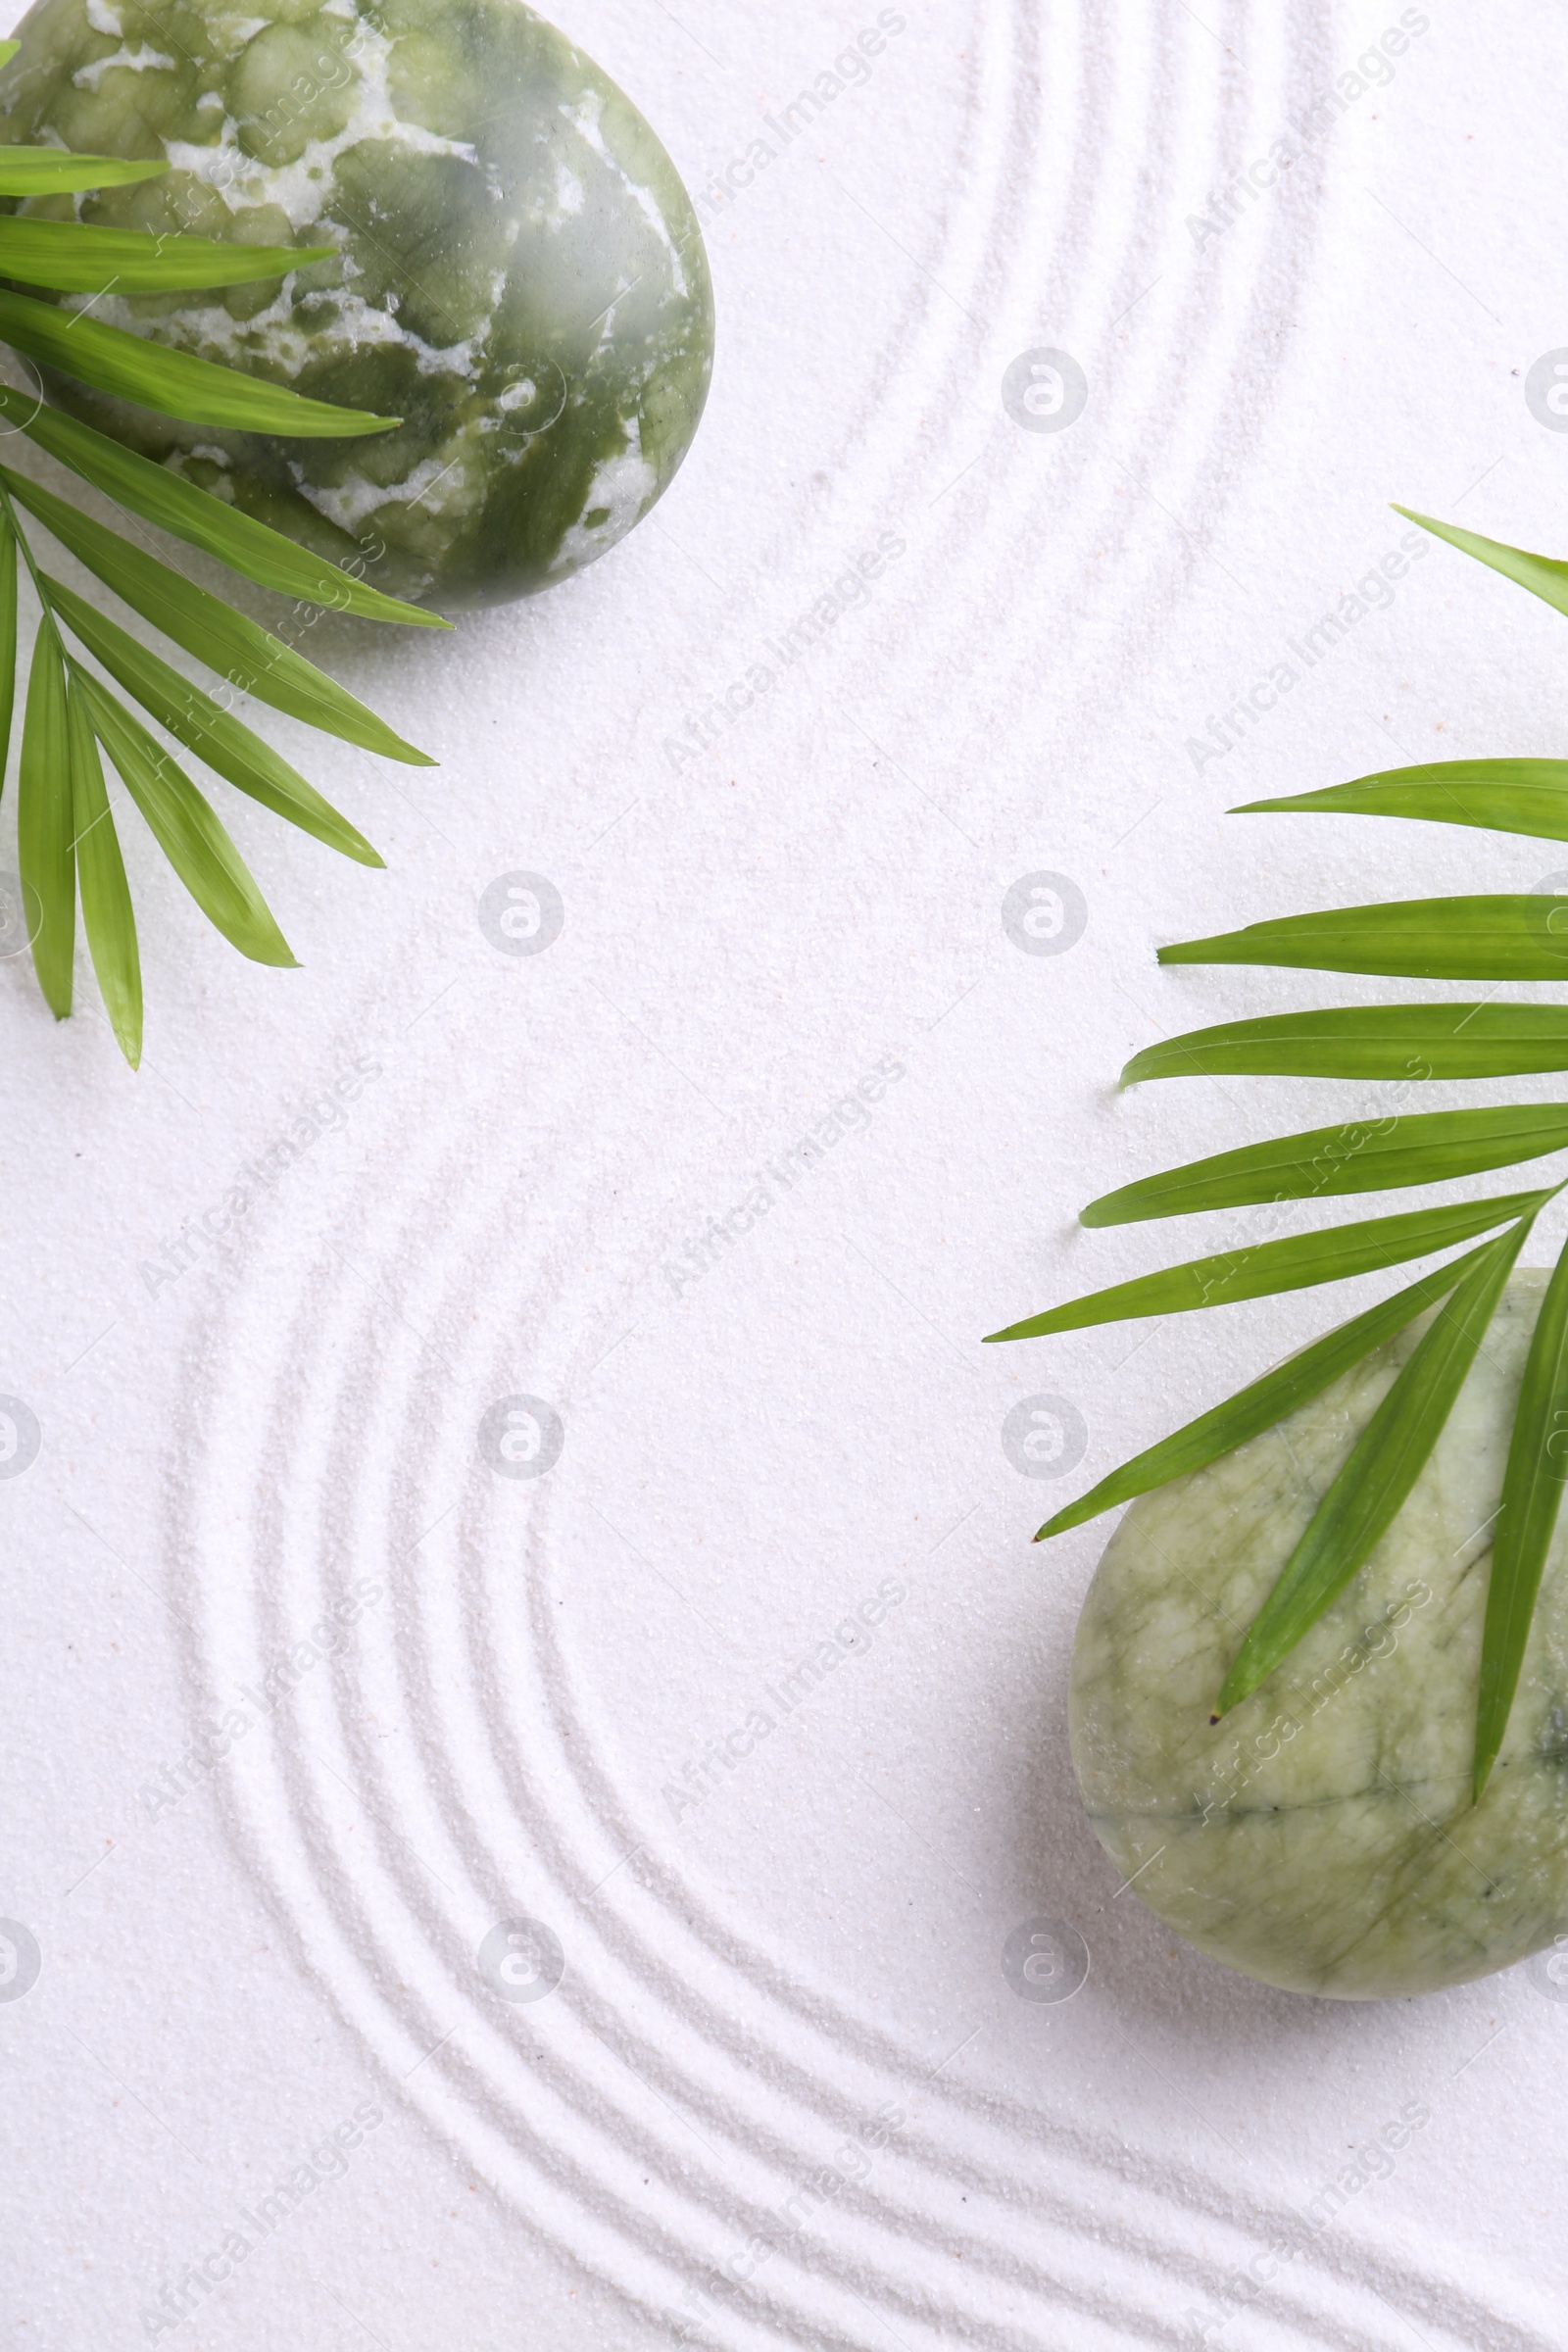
left=1000, top=508, right=1568, bottom=1792
left=1034, top=1242, right=1503, bottom=1541
left=1080, top=1106, right=1568, bottom=1225
left=0, top=387, right=443, bottom=627
left=0, top=150, right=169, bottom=195
left=68, top=670, right=140, bottom=1065
left=4, top=467, right=430, bottom=762
left=1236, top=756, right=1568, bottom=841
left=45, top=580, right=381, bottom=865
left=984, top=1188, right=1550, bottom=1342
left=1121, top=1003, right=1568, bottom=1085
left=0, top=118, right=441, bottom=1061
left=0, top=216, right=332, bottom=294
left=1473, top=1229, right=1568, bottom=1796
left=1161, top=895, right=1568, bottom=982
left=77, top=668, right=296, bottom=969
left=1213, top=1217, right=1535, bottom=1716
left=0, top=285, right=397, bottom=435
left=17, top=613, right=72, bottom=1016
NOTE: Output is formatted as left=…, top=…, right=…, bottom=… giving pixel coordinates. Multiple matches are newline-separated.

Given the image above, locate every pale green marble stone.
left=0, top=0, right=714, bottom=608
left=1071, top=1270, right=1568, bottom=1999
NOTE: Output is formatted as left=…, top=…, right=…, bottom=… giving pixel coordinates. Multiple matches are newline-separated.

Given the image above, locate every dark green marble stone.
left=0, top=0, right=714, bottom=608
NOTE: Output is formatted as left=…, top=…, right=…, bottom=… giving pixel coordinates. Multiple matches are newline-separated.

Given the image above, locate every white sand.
left=3, top=0, right=1566, bottom=2345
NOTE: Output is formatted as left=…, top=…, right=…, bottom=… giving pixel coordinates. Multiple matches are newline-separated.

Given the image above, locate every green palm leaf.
left=78, top=672, right=296, bottom=968
left=1472, top=1231, right=1568, bottom=1798
left=67, top=671, right=140, bottom=1065
left=1394, top=506, right=1568, bottom=632
left=1036, top=1243, right=1499, bottom=1540
left=0, top=120, right=450, bottom=1052
left=0, top=216, right=333, bottom=294
left=1161, top=896, right=1568, bottom=982
left=1215, top=1218, right=1533, bottom=1716
left=0, top=285, right=397, bottom=437
left=0, top=151, right=169, bottom=196
left=46, top=577, right=381, bottom=865
left=982, top=1188, right=1549, bottom=1343
left=0, top=388, right=443, bottom=628
left=1080, top=1104, right=1568, bottom=1225
left=1002, top=503, right=1568, bottom=1794
left=4, top=467, right=431, bottom=763
left=0, top=499, right=16, bottom=786
left=1121, top=1004, right=1568, bottom=1085
left=17, top=619, right=73, bottom=1016
left=1236, top=758, right=1568, bottom=843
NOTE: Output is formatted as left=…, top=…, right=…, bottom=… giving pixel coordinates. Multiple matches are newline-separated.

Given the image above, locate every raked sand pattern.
left=10, top=0, right=1568, bottom=2347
